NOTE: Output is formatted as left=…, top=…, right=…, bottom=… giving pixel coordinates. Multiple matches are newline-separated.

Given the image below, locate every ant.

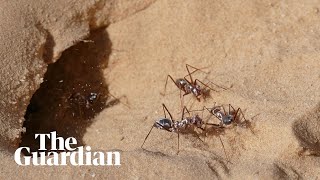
left=141, top=104, right=227, bottom=156
left=203, top=103, right=254, bottom=133
left=162, top=64, right=227, bottom=108
left=68, top=92, right=99, bottom=109
left=65, top=91, right=129, bottom=119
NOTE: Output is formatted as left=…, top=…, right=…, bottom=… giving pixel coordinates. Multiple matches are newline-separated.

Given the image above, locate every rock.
left=0, top=0, right=156, bottom=152
left=293, top=103, right=320, bottom=155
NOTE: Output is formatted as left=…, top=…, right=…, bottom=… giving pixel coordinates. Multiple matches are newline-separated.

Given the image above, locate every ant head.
left=222, top=115, right=233, bottom=125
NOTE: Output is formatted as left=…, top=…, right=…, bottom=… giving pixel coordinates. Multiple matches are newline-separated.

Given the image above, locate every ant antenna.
left=218, top=135, right=229, bottom=163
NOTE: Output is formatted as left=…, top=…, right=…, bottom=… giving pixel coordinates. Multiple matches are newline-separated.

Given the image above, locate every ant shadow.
left=19, top=27, right=119, bottom=155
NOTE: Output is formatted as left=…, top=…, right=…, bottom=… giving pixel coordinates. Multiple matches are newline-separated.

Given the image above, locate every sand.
left=0, top=0, right=319, bottom=179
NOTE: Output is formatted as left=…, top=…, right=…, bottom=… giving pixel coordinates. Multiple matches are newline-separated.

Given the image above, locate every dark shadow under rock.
left=292, top=103, right=320, bottom=156
left=19, top=27, right=119, bottom=155
left=272, top=162, right=302, bottom=180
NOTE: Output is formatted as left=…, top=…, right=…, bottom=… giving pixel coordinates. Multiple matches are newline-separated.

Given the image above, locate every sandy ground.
left=1, top=0, right=320, bottom=179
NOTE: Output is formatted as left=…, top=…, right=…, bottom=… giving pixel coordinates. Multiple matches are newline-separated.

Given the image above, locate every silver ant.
left=203, top=103, right=254, bottom=133
left=162, top=64, right=227, bottom=102
left=68, top=92, right=99, bottom=109
left=141, top=104, right=226, bottom=155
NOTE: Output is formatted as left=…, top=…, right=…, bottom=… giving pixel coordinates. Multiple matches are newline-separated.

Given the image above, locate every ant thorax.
left=175, top=78, right=194, bottom=94
left=184, top=84, right=193, bottom=94
left=176, top=119, right=188, bottom=129
left=181, top=82, right=202, bottom=97
left=211, top=108, right=223, bottom=118
left=191, top=84, right=202, bottom=97
left=175, top=115, right=204, bottom=129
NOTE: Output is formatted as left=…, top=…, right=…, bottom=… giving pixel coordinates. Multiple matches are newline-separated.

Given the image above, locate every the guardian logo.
left=14, top=131, right=121, bottom=166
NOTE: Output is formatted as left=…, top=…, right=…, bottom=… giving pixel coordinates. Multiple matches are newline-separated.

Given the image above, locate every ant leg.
left=205, top=106, right=224, bottom=127
left=236, top=107, right=255, bottom=134
left=204, top=106, right=212, bottom=119
left=186, top=106, right=215, bottom=128
left=229, top=105, right=241, bottom=128
left=177, top=106, right=191, bottom=154
left=180, top=90, right=184, bottom=112
left=203, top=102, right=217, bottom=116
left=230, top=104, right=254, bottom=133
left=201, top=106, right=206, bottom=121
left=229, top=104, right=241, bottom=124
left=187, top=64, right=229, bottom=91
left=229, top=104, right=236, bottom=115
left=162, top=103, right=173, bottom=120
left=186, top=106, right=206, bottom=122
left=185, top=106, right=191, bottom=115
left=184, top=64, right=209, bottom=83
left=186, top=64, right=209, bottom=74
left=178, top=90, right=188, bottom=113
left=198, top=106, right=208, bottom=129
left=141, top=126, right=154, bottom=149
left=222, top=105, right=228, bottom=116
left=207, top=79, right=229, bottom=90
left=181, top=106, right=191, bottom=120
left=181, top=105, right=187, bottom=131
left=177, top=129, right=180, bottom=155
left=183, top=70, right=200, bottom=82
left=190, top=64, right=230, bottom=90
left=203, top=107, right=219, bottom=127
left=196, top=77, right=228, bottom=91
left=195, top=79, right=219, bottom=92
left=218, top=135, right=230, bottom=162
left=180, top=91, right=191, bottom=111
left=162, top=75, right=179, bottom=96
left=186, top=64, right=194, bottom=84
left=238, top=108, right=247, bottom=123
left=185, top=64, right=208, bottom=82
left=183, top=68, right=203, bottom=79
